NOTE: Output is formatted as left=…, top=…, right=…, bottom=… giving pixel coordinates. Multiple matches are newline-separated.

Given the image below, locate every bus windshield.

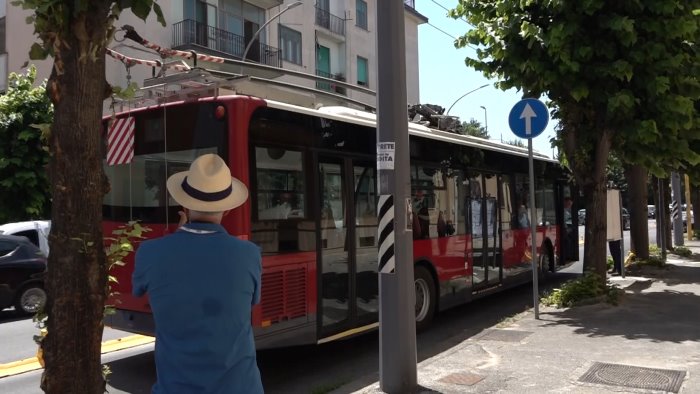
left=103, top=102, right=228, bottom=225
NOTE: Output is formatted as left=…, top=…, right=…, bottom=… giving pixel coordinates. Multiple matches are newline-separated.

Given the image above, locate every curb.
left=0, top=334, right=154, bottom=379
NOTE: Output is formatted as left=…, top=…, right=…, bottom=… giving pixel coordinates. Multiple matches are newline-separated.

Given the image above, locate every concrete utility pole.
left=671, top=172, right=684, bottom=246
left=375, top=0, right=417, bottom=392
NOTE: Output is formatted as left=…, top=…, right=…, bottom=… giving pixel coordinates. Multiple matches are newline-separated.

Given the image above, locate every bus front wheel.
left=414, top=265, right=436, bottom=331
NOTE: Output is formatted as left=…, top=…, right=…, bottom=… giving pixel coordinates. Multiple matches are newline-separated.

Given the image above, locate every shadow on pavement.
left=103, top=272, right=587, bottom=394
left=542, top=263, right=700, bottom=344
left=324, top=273, right=583, bottom=394
left=105, top=350, right=156, bottom=394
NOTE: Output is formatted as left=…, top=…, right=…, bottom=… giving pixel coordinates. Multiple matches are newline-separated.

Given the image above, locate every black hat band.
left=181, top=177, right=233, bottom=202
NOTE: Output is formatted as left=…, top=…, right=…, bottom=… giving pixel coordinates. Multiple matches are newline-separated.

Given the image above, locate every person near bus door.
left=132, top=153, right=264, bottom=394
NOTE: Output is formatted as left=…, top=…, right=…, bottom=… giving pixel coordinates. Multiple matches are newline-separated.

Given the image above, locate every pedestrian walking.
left=132, top=153, right=263, bottom=394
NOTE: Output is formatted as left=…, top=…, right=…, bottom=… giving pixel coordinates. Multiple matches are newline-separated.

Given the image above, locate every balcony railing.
left=315, top=69, right=346, bottom=95
left=172, top=19, right=282, bottom=68
left=315, top=7, right=345, bottom=36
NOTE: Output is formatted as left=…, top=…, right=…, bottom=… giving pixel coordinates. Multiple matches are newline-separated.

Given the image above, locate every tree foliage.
left=11, top=1, right=164, bottom=392
left=0, top=66, right=52, bottom=223
left=451, top=0, right=699, bottom=280
left=460, top=119, right=489, bottom=138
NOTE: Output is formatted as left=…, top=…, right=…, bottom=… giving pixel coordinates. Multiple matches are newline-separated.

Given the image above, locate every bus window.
left=408, top=164, right=460, bottom=240
left=536, top=177, right=556, bottom=226
left=251, top=146, right=309, bottom=254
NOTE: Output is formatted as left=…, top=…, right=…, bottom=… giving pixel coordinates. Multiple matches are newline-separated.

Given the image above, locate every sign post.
left=376, top=0, right=417, bottom=392
left=508, top=98, right=549, bottom=320
left=671, top=172, right=683, bottom=246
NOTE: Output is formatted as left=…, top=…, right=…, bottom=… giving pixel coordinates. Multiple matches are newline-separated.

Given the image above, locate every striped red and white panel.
left=107, top=117, right=135, bottom=166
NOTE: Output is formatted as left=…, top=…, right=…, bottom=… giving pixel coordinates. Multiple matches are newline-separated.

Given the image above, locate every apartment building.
left=1, top=0, right=427, bottom=109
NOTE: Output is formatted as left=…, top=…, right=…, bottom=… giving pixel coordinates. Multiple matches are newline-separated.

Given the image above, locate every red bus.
left=103, top=87, right=575, bottom=349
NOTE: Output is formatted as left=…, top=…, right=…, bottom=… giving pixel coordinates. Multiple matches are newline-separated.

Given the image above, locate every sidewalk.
left=343, top=240, right=700, bottom=394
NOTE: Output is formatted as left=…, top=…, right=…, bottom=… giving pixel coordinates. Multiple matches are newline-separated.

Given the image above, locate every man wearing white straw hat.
left=133, top=153, right=263, bottom=394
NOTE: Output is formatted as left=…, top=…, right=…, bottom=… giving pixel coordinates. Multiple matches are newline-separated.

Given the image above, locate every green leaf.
left=17, top=129, right=36, bottom=141
left=29, top=43, right=48, bottom=60
left=152, top=2, right=166, bottom=27
left=130, top=0, right=153, bottom=21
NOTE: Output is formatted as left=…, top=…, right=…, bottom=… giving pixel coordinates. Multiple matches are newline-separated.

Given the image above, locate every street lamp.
left=479, top=105, right=488, bottom=134
left=242, top=1, right=303, bottom=63
left=446, top=84, right=489, bottom=115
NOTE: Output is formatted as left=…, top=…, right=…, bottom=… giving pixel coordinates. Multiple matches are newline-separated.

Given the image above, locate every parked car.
left=0, top=234, right=47, bottom=314
left=622, top=208, right=631, bottom=230
left=577, top=208, right=629, bottom=230
left=0, top=220, right=51, bottom=257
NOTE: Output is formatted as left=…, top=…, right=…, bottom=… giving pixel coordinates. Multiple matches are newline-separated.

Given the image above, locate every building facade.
left=1, top=0, right=427, bottom=109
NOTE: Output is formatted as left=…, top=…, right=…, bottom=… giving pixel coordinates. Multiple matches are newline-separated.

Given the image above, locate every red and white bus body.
left=104, top=95, right=573, bottom=350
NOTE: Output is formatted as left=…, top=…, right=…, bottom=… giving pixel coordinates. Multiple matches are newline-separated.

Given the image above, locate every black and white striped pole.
left=376, top=0, right=417, bottom=392
left=671, top=172, right=684, bottom=246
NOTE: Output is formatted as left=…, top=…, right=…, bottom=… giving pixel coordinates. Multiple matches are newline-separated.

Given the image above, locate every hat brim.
left=166, top=171, right=248, bottom=212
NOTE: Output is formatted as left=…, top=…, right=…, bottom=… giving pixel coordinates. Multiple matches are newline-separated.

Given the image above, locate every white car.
left=0, top=221, right=51, bottom=257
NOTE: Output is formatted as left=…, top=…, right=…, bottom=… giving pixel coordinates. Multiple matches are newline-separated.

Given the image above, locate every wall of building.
left=3, top=0, right=423, bottom=112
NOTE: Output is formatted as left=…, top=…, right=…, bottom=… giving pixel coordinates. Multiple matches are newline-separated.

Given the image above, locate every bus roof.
left=264, top=100, right=557, bottom=164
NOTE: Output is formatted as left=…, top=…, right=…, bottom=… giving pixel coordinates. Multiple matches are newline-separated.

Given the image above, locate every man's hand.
left=178, top=210, right=188, bottom=227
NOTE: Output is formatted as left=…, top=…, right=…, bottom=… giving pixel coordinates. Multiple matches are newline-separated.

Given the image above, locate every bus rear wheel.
left=414, top=265, right=436, bottom=331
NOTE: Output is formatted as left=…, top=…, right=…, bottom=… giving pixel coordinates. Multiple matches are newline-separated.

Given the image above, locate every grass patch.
left=672, top=246, right=692, bottom=258
left=630, top=245, right=666, bottom=268
left=496, top=311, right=528, bottom=328
left=541, top=271, right=622, bottom=308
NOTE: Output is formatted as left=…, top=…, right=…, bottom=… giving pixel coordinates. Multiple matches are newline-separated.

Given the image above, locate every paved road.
left=0, top=310, right=129, bottom=364
left=1, top=278, right=573, bottom=394
left=2, top=219, right=679, bottom=393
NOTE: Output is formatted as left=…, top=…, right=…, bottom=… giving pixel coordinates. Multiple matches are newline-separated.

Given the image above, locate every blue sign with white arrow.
left=508, top=98, right=549, bottom=139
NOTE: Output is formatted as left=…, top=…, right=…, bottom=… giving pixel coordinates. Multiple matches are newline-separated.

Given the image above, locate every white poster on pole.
left=607, top=189, right=622, bottom=241
left=377, top=142, right=395, bottom=170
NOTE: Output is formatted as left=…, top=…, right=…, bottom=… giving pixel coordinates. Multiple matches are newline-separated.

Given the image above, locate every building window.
left=0, top=17, right=6, bottom=53
left=356, top=0, right=367, bottom=30
left=279, top=25, right=302, bottom=65
left=357, top=56, right=368, bottom=87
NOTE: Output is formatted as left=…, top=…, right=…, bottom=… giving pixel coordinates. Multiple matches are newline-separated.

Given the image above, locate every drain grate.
left=579, top=362, right=686, bottom=393
left=439, top=372, right=485, bottom=386
left=475, top=329, right=532, bottom=342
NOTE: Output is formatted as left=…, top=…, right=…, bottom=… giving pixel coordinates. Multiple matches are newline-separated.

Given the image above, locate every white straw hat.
left=166, top=154, right=248, bottom=212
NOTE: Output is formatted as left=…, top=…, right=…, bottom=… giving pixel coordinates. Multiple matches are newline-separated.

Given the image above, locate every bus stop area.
left=337, top=240, right=700, bottom=394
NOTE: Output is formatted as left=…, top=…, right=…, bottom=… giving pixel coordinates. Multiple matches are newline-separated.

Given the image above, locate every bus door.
left=469, top=172, right=503, bottom=289
left=317, top=156, right=378, bottom=338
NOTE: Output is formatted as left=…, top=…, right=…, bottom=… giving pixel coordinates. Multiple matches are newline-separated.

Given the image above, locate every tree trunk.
left=625, top=164, right=649, bottom=259
left=578, top=134, right=612, bottom=282
left=41, top=7, right=110, bottom=393
left=582, top=180, right=609, bottom=279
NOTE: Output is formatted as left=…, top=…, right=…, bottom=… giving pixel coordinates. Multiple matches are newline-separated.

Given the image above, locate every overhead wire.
left=424, top=0, right=478, bottom=51
left=429, top=0, right=473, bottom=28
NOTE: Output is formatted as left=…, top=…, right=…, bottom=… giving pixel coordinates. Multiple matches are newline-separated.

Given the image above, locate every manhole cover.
left=476, top=329, right=532, bottom=342
left=439, top=372, right=485, bottom=386
left=579, top=362, right=686, bottom=393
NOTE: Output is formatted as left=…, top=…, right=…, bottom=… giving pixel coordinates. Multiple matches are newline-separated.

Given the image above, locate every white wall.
left=4, top=1, right=177, bottom=91
left=0, top=54, right=6, bottom=92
